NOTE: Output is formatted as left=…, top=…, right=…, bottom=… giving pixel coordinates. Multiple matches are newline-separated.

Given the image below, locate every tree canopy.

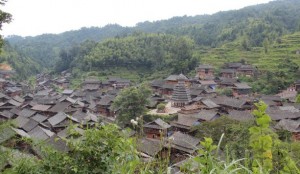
left=113, top=84, right=151, bottom=126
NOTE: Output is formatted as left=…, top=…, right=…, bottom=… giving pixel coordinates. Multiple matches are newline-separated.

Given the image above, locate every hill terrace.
left=0, top=63, right=299, bottom=169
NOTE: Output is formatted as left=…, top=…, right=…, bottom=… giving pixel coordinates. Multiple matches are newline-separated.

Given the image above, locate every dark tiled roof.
left=167, top=131, right=200, bottom=154
left=22, top=119, right=39, bottom=132
left=28, top=126, right=54, bottom=141
left=46, top=135, right=69, bottom=152
left=220, top=69, right=235, bottom=74
left=0, top=110, right=14, bottom=119
left=144, top=118, right=171, bottom=129
left=137, top=138, right=164, bottom=157
left=166, top=74, right=188, bottom=81
left=48, top=102, right=71, bottom=113
left=162, top=83, right=175, bottom=90
left=238, top=65, right=255, bottom=71
left=14, top=116, right=30, bottom=128
left=83, top=84, right=99, bottom=90
left=227, top=110, right=254, bottom=122
left=196, top=65, right=213, bottom=70
left=98, top=95, right=114, bottom=106
left=211, top=96, right=249, bottom=109
left=17, top=109, right=36, bottom=118
left=48, top=112, right=67, bottom=127
left=151, top=79, right=165, bottom=88
left=57, top=126, right=85, bottom=138
left=201, top=99, right=220, bottom=109
left=227, top=63, right=242, bottom=69
left=31, top=114, right=48, bottom=123
left=199, top=80, right=217, bottom=85
left=7, top=99, right=22, bottom=107
left=62, top=89, right=74, bottom=95
left=219, top=77, right=239, bottom=85
left=171, top=116, right=199, bottom=129
left=31, top=104, right=52, bottom=111
left=12, top=96, right=25, bottom=103
left=194, top=110, right=219, bottom=121
left=267, top=109, right=300, bottom=121
left=233, top=83, right=252, bottom=89
left=275, top=119, right=300, bottom=132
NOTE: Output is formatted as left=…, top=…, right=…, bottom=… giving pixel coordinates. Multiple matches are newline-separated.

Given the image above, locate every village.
left=0, top=62, right=299, bottom=172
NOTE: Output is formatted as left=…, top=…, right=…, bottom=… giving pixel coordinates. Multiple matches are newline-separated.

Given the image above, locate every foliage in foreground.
left=1, top=124, right=140, bottom=174
left=1, top=101, right=300, bottom=173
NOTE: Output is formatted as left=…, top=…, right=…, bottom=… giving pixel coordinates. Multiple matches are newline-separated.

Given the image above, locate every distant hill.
left=5, top=24, right=132, bottom=67
left=2, top=0, right=300, bottom=93
left=5, top=0, right=300, bottom=68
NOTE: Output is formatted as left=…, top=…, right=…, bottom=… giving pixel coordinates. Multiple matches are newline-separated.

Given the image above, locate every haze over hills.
left=1, top=0, right=300, bottom=93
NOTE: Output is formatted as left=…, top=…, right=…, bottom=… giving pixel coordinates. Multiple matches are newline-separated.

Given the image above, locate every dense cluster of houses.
left=0, top=63, right=299, bottom=172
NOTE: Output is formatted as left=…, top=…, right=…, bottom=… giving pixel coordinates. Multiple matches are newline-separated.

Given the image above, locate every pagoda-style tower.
left=171, top=74, right=191, bottom=107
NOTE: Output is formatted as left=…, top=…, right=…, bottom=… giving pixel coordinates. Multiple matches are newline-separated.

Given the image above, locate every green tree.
left=263, top=38, right=269, bottom=53
left=0, top=0, right=12, bottom=48
left=296, top=94, right=300, bottom=103
left=3, top=124, right=140, bottom=174
left=113, top=84, right=151, bottom=126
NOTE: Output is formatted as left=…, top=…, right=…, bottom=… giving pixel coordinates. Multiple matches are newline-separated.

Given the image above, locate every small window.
left=205, top=69, right=209, bottom=74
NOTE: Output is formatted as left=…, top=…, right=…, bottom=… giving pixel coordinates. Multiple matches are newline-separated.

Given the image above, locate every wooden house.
left=275, top=119, right=300, bottom=141
left=236, top=65, right=256, bottom=77
left=195, top=65, right=214, bottom=80
left=82, top=78, right=101, bottom=92
left=55, top=78, right=70, bottom=89
left=5, top=87, right=22, bottom=97
left=260, top=95, right=282, bottom=107
left=162, top=83, right=174, bottom=96
left=96, top=95, right=115, bottom=117
left=143, top=118, right=171, bottom=139
left=150, top=79, right=164, bottom=94
left=115, top=79, right=131, bottom=89
left=0, top=110, right=15, bottom=121
left=226, top=62, right=242, bottom=70
left=0, top=93, right=10, bottom=103
left=232, top=83, right=252, bottom=97
left=47, top=112, right=79, bottom=133
left=220, top=69, right=236, bottom=78
left=211, top=96, right=252, bottom=111
left=165, top=131, right=200, bottom=163
left=137, top=138, right=165, bottom=161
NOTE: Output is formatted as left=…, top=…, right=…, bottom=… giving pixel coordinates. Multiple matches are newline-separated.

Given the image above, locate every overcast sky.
left=1, top=0, right=273, bottom=37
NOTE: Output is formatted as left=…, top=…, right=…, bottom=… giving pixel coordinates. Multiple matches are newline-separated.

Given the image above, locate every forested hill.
left=2, top=0, right=300, bottom=91
left=5, top=25, right=132, bottom=67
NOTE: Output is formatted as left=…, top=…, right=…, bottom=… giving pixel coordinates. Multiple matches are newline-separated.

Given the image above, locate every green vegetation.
left=0, top=0, right=12, bottom=49
left=0, top=43, right=41, bottom=80
left=1, top=101, right=300, bottom=173
left=113, top=84, right=152, bottom=126
left=1, top=0, right=299, bottom=91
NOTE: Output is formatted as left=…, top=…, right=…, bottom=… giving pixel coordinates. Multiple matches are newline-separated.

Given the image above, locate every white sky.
left=1, top=0, right=273, bottom=37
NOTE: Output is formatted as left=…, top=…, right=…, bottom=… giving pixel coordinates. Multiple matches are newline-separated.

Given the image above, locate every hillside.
left=5, top=24, right=132, bottom=67
left=5, top=0, right=300, bottom=68
left=1, top=0, right=300, bottom=93
left=0, top=42, right=41, bottom=80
